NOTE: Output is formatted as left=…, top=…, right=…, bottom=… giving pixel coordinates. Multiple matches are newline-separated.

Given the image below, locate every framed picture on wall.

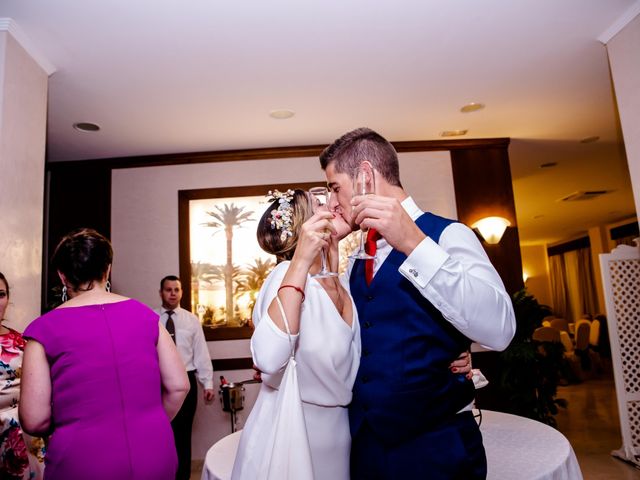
left=178, top=182, right=321, bottom=340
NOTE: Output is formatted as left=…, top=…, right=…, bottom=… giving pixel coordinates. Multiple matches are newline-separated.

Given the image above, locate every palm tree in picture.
left=202, top=203, right=255, bottom=325
left=207, top=264, right=241, bottom=325
left=235, top=257, right=275, bottom=315
left=190, top=261, right=219, bottom=309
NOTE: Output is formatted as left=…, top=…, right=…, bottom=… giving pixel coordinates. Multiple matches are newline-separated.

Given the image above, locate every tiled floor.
left=555, top=368, right=640, bottom=479
left=191, top=368, right=640, bottom=480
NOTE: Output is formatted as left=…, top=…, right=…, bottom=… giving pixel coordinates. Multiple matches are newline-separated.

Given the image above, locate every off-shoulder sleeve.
left=250, top=262, right=301, bottom=376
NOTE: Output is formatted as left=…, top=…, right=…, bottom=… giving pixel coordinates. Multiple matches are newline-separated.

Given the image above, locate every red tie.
left=365, top=229, right=381, bottom=286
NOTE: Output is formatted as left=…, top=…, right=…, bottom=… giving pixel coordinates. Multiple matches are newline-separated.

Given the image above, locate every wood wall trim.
left=450, top=147, right=524, bottom=295
left=46, top=137, right=510, bottom=170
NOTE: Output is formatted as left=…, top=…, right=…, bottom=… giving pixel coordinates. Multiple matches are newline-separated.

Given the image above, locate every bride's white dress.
left=231, top=261, right=361, bottom=480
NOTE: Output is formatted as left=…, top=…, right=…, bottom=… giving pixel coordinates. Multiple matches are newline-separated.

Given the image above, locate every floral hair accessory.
left=267, top=189, right=295, bottom=241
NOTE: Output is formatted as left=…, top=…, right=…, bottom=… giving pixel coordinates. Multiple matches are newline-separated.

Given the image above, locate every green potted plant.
left=498, top=289, right=567, bottom=427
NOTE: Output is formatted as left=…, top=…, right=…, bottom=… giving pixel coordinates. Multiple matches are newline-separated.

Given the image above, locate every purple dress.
left=24, top=299, right=177, bottom=480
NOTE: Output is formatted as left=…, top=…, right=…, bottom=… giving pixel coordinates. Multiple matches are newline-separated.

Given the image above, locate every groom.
left=321, top=128, right=516, bottom=479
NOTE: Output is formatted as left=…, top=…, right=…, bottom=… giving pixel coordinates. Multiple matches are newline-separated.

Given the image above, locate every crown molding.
left=46, top=137, right=511, bottom=170
left=0, top=18, right=56, bottom=75
left=598, top=1, right=640, bottom=44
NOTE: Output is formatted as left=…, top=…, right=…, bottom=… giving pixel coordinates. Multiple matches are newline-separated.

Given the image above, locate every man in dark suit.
left=321, top=128, right=516, bottom=479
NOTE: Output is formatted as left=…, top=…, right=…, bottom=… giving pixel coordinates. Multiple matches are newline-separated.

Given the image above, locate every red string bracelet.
left=278, top=284, right=305, bottom=303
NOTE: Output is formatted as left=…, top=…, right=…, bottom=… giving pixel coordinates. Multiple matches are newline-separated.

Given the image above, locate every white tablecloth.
left=480, top=410, right=582, bottom=480
left=202, top=410, right=582, bottom=480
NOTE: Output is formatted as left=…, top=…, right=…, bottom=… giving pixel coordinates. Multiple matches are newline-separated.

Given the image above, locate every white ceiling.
left=2, top=0, right=638, bottom=245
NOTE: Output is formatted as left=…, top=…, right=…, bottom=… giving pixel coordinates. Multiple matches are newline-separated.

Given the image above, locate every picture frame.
left=178, top=182, right=321, bottom=340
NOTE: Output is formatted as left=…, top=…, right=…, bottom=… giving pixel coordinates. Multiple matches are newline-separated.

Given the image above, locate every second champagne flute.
left=349, top=161, right=376, bottom=260
left=308, top=186, right=339, bottom=278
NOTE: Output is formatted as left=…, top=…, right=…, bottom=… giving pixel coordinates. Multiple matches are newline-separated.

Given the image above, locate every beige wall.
left=520, top=244, right=552, bottom=308
left=607, top=13, right=640, bottom=220
left=0, top=31, right=48, bottom=331
left=111, top=150, right=456, bottom=459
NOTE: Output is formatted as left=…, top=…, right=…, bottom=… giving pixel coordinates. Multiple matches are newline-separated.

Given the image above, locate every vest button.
left=361, top=375, right=370, bottom=384
left=366, top=295, right=374, bottom=301
left=363, top=321, right=372, bottom=329
left=362, top=348, right=370, bottom=357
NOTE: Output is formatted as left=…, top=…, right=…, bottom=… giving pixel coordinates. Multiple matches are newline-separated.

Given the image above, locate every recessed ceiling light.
left=73, top=122, right=100, bottom=132
left=539, top=162, right=558, bottom=168
left=269, top=109, right=295, bottom=120
left=460, top=103, right=485, bottom=113
left=440, top=129, right=468, bottom=137
left=580, top=136, right=600, bottom=144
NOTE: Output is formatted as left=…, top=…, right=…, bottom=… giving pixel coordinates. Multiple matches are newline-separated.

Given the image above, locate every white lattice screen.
left=599, top=239, right=640, bottom=466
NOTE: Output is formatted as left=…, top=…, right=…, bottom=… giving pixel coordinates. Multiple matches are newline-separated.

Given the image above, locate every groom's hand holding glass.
left=351, top=194, right=426, bottom=256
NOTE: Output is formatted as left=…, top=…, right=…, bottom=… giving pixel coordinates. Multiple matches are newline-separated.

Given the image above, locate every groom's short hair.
left=319, top=127, right=402, bottom=188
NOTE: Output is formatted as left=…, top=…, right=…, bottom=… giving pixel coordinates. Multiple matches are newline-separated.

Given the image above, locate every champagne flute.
left=349, top=161, right=376, bottom=260
left=308, top=186, right=339, bottom=278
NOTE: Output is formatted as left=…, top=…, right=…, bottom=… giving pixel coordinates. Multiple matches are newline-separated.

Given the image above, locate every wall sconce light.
left=471, top=216, right=511, bottom=244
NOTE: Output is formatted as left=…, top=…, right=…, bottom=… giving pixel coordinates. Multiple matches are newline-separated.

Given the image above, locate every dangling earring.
left=106, top=280, right=111, bottom=293
left=61, top=285, right=68, bottom=303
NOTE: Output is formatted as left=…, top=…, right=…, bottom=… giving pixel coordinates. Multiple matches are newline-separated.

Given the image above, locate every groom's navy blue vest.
left=349, top=212, right=475, bottom=447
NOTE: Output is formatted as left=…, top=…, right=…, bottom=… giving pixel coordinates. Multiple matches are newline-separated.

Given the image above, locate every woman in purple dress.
left=19, top=228, right=190, bottom=480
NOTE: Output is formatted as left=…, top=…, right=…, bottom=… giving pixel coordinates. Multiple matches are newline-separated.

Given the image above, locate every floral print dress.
left=0, top=328, right=45, bottom=480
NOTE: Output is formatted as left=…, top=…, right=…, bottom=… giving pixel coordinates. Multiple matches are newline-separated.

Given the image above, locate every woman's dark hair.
left=257, top=189, right=311, bottom=263
left=52, top=228, right=113, bottom=290
left=0, top=271, right=9, bottom=297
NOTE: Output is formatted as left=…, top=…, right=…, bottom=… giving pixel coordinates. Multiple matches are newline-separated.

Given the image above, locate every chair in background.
left=532, top=327, right=573, bottom=388
left=559, top=331, right=583, bottom=383
left=589, top=318, right=600, bottom=348
left=533, top=326, right=561, bottom=343
left=550, top=317, right=570, bottom=333
left=574, top=320, right=592, bottom=371
left=588, top=318, right=604, bottom=373
left=594, top=314, right=611, bottom=358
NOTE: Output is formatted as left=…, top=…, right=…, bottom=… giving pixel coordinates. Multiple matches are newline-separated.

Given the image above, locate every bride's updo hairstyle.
left=257, top=189, right=312, bottom=263
left=52, top=228, right=113, bottom=291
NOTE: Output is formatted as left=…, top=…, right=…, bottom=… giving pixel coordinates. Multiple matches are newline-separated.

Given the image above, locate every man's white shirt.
left=347, top=196, right=516, bottom=351
left=157, top=306, right=214, bottom=390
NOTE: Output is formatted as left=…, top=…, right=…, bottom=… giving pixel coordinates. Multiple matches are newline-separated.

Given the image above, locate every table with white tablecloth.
left=202, top=410, right=582, bottom=480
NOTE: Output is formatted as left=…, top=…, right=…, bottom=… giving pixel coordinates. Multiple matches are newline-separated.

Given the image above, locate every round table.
left=202, top=410, right=582, bottom=480
left=480, top=410, right=582, bottom=479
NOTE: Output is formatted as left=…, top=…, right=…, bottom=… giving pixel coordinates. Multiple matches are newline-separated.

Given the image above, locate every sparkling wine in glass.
left=308, top=186, right=339, bottom=278
left=349, top=161, right=376, bottom=260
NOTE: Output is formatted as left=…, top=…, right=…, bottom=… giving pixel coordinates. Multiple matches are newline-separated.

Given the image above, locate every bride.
left=232, top=188, right=357, bottom=480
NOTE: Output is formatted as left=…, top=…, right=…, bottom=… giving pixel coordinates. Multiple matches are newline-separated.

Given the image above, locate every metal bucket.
left=219, top=383, right=245, bottom=412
